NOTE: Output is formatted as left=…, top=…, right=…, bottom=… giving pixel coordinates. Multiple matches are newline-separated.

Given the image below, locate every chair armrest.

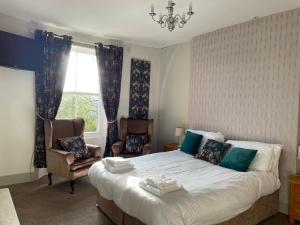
left=86, top=144, right=101, bottom=158
left=112, top=141, right=124, bottom=156
left=143, top=143, right=152, bottom=155
left=46, top=148, right=75, bottom=179
left=48, top=149, right=75, bottom=165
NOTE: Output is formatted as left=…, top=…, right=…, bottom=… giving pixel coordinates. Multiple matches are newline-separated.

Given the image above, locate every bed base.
left=96, top=190, right=279, bottom=225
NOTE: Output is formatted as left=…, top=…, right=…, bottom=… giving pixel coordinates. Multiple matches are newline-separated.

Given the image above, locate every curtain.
left=129, top=58, right=151, bottom=119
left=95, top=44, right=123, bottom=157
left=34, top=30, right=72, bottom=168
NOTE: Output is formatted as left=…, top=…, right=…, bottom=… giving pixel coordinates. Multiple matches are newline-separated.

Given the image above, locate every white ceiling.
left=0, top=0, right=300, bottom=48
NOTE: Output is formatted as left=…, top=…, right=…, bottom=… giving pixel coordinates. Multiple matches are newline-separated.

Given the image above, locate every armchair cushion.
left=124, top=135, right=147, bottom=154
left=58, top=136, right=89, bottom=160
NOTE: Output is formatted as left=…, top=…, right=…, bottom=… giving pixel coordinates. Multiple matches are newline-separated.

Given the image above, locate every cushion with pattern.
left=58, top=136, right=89, bottom=160
left=195, top=139, right=231, bottom=164
left=124, top=135, right=147, bottom=154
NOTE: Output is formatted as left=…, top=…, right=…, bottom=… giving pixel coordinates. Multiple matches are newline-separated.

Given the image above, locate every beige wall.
left=0, top=13, right=161, bottom=181
left=157, top=42, right=191, bottom=150
left=190, top=8, right=300, bottom=213
left=0, top=66, right=35, bottom=177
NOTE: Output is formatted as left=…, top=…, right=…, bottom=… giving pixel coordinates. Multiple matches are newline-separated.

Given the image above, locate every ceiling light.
left=149, top=0, right=194, bottom=32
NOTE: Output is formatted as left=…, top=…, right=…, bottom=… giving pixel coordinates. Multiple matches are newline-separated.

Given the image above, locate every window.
left=57, top=46, right=106, bottom=136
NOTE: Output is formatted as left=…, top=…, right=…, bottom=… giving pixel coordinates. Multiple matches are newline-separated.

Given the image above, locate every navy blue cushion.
left=195, top=139, right=231, bottom=164
left=180, top=131, right=203, bottom=155
left=59, top=136, right=89, bottom=160
left=124, top=135, right=146, bottom=154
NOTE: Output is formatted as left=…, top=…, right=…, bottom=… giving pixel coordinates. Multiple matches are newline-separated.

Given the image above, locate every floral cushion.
left=124, top=135, right=147, bottom=154
left=195, top=139, right=231, bottom=164
left=58, top=136, right=89, bottom=160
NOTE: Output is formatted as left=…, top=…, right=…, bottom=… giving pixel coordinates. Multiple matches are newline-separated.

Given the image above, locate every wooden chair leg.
left=70, top=180, right=75, bottom=194
left=48, top=173, right=52, bottom=186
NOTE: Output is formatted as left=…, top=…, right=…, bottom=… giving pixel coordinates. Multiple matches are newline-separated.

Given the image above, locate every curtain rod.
left=30, top=29, right=98, bottom=47
left=30, top=29, right=122, bottom=48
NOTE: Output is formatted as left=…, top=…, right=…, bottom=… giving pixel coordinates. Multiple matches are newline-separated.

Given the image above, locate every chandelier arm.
left=160, top=15, right=168, bottom=28
left=176, top=19, right=185, bottom=28
left=174, top=14, right=184, bottom=21
left=151, top=15, right=162, bottom=23
left=184, top=13, right=193, bottom=22
left=174, top=14, right=185, bottom=28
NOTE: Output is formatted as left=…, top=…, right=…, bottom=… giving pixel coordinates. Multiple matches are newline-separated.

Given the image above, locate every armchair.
left=44, top=118, right=101, bottom=193
left=112, top=118, right=153, bottom=157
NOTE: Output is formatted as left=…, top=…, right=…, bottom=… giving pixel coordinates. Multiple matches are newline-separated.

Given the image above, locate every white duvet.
left=88, top=150, right=280, bottom=225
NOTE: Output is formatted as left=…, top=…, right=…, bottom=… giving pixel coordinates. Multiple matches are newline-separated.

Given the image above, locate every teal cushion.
left=180, top=131, right=203, bottom=155
left=219, top=147, right=257, bottom=172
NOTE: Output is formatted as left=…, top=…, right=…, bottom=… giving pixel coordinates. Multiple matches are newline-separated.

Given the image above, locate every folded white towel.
left=139, top=180, right=183, bottom=197
left=102, top=158, right=132, bottom=169
left=102, top=160, right=134, bottom=173
left=105, top=157, right=131, bottom=167
left=145, top=176, right=177, bottom=189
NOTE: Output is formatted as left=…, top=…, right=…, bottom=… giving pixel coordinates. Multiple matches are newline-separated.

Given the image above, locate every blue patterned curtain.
left=95, top=44, right=123, bottom=157
left=129, top=59, right=151, bottom=119
left=34, top=30, right=72, bottom=168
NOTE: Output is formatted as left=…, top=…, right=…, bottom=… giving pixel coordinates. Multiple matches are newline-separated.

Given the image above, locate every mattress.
left=88, top=150, right=280, bottom=225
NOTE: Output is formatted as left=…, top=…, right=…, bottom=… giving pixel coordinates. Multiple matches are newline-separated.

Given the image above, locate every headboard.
left=189, top=8, right=300, bottom=212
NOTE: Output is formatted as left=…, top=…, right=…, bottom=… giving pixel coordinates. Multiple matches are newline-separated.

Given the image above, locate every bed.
left=88, top=150, right=280, bottom=225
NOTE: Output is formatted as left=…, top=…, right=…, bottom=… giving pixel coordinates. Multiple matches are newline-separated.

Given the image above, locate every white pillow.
left=226, top=140, right=282, bottom=173
left=187, top=129, right=225, bottom=150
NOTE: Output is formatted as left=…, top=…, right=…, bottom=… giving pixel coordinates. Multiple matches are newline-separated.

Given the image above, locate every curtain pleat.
left=95, top=44, right=123, bottom=157
left=34, top=30, right=72, bottom=168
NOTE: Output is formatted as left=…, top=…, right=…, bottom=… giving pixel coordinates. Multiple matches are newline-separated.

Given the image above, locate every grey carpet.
left=5, top=176, right=113, bottom=225
left=2, top=176, right=298, bottom=225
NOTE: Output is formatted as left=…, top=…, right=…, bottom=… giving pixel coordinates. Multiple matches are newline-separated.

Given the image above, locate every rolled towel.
left=105, top=157, right=131, bottom=167
left=139, top=180, right=183, bottom=197
left=145, top=176, right=177, bottom=190
left=102, top=160, right=134, bottom=173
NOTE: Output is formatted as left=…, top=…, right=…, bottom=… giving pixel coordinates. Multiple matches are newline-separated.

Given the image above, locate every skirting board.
left=0, top=168, right=47, bottom=187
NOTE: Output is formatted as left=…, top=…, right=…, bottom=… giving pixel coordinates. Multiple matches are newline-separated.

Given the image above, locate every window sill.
left=84, top=132, right=99, bottom=138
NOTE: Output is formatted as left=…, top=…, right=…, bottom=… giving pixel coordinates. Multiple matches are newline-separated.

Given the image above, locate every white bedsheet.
left=88, top=150, right=280, bottom=225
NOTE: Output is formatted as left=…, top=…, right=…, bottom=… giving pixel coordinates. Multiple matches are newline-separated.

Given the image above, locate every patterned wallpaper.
left=190, top=8, right=300, bottom=210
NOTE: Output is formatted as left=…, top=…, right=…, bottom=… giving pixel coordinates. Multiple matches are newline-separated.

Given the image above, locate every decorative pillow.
left=180, top=131, right=203, bottom=155
left=124, top=135, right=147, bottom=154
left=226, top=140, right=283, bottom=173
left=195, top=139, right=231, bottom=164
left=187, top=129, right=225, bottom=151
left=219, top=147, right=257, bottom=172
left=59, top=136, right=89, bottom=160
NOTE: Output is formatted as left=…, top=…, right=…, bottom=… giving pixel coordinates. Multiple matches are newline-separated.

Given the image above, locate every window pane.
left=76, top=94, right=99, bottom=132
left=57, top=94, right=99, bottom=132
left=57, top=94, right=76, bottom=119
left=76, top=53, right=99, bottom=94
left=63, top=52, right=76, bottom=92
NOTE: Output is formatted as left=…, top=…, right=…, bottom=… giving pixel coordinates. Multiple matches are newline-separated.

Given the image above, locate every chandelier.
left=149, top=0, right=194, bottom=32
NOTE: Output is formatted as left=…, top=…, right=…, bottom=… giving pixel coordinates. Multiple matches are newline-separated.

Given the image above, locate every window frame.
left=58, top=45, right=101, bottom=135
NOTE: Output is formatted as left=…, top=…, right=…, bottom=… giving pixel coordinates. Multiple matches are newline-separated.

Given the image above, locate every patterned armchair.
left=112, top=118, right=153, bottom=157
left=44, top=118, right=101, bottom=193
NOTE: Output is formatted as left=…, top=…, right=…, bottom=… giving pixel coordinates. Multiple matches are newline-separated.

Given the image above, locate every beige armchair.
left=44, top=118, right=101, bottom=194
left=112, top=118, right=153, bottom=157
